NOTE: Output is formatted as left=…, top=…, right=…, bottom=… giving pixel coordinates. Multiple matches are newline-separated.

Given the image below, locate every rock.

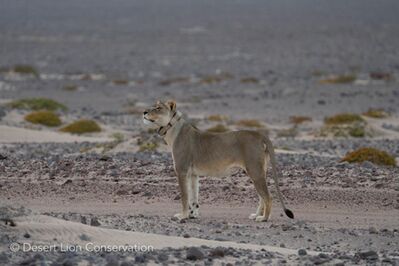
left=356, top=250, right=378, bottom=261
left=158, top=254, right=168, bottom=262
left=186, top=247, right=205, bottom=260
left=298, top=249, right=307, bottom=256
left=80, top=216, right=87, bottom=224
left=369, top=227, right=378, bottom=234
left=0, top=154, right=7, bottom=160
left=280, top=243, right=286, bottom=248
left=90, top=217, right=101, bottom=227
left=105, top=254, right=119, bottom=266
left=79, top=234, right=90, bottom=241
left=183, top=233, right=190, bottom=238
left=209, top=247, right=225, bottom=258
left=23, top=233, right=30, bottom=238
left=135, top=255, right=145, bottom=263
left=120, top=262, right=134, bottom=266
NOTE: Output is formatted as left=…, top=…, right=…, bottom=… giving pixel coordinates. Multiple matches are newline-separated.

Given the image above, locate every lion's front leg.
left=189, top=175, right=200, bottom=219
left=174, top=171, right=191, bottom=220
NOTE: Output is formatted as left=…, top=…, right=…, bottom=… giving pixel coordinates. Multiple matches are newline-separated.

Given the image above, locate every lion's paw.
left=248, top=213, right=258, bottom=220
left=255, top=215, right=268, bottom=222
left=174, top=213, right=189, bottom=221
left=189, top=208, right=199, bottom=219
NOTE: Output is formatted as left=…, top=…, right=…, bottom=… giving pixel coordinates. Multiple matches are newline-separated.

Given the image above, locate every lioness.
left=143, top=100, right=294, bottom=222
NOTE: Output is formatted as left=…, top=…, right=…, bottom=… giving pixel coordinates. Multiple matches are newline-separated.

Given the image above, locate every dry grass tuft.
left=363, top=108, right=389, bottom=119
left=24, top=111, right=62, bottom=127
left=319, top=74, right=356, bottom=84
left=235, top=119, right=264, bottom=128
left=324, top=113, right=363, bottom=125
left=112, top=79, right=129, bottom=85
left=60, top=119, right=101, bottom=134
left=207, top=114, right=229, bottom=122
left=289, top=116, right=312, bottom=125
left=199, top=72, right=233, bottom=85
left=341, top=147, right=396, bottom=166
left=206, top=124, right=229, bottom=133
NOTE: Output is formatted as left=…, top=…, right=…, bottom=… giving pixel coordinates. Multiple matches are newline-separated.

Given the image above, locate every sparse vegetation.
left=112, top=79, right=129, bottom=85
left=240, top=77, right=259, bottom=84
left=12, top=65, right=39, bottom=78
left=159, top=77, right=190, bottom=86
left=324, top=113, right=363, bottom=125
left=319, top=122, right=368, bottom=138
left=24, top=111, right=62, bottom=127
left=207, top=114, right=229, bottom=122
left=62, top=85, right=78, bottom=91
left=139, top=142, right=158, bottom=152
left=363, top=108, right=388, bottom=119
left=199, top=72, right=233, bottom=85
left=289, top=116, right=312, bottom=125
left=369, top=72, right=393, bottom=81
left=7, top=98, right=67, bottom=111
left=341, top=147, right=396, bottom=166
left=319, top=74, right=356, bottom=84
left=277, top=127, right=298, bottom=138
left=60, top=119, right=101, bottom=134
left=235, top=119, right=264, bottom=128
left=206, top=124, right=229, bottom=133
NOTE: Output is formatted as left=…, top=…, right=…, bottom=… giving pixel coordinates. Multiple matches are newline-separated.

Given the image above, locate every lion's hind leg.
left=249, top=196, right=264, bottom=220
left=247, top=164, right=272, bottom=222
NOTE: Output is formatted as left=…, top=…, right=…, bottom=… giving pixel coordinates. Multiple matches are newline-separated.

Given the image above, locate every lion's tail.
left=263, top=136, right=294, bottom=219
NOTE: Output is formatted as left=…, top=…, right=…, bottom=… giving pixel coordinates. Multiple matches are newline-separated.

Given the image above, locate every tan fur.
left=143, top=100, right=293, bottom=222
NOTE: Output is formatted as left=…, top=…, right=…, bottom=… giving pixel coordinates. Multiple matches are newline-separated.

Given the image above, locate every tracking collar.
left=157, top=111, right=181, bottom=137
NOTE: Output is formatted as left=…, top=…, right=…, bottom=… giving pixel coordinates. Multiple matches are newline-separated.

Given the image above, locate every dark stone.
left=135, top=255, right=145, bottom=263
left=186, top=247, right=205, bottom=260
left=90, top=217, right=101, bottom=227
left=209, top=247, right=225, bottom=258
left=356, top=250, right=378, bottom=261
left=298, top=249, right=307, bottom=256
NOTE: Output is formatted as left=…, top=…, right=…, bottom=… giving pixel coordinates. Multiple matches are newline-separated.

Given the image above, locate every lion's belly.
left=192, top=162, right=243, bottom=177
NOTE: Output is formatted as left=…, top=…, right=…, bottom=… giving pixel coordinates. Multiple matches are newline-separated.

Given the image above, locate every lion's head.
left=143, top=100, right=177, bottom=127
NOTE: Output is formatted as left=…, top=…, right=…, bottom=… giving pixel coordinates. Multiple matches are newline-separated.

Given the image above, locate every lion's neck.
left=163, top=117, right=185, bottom=147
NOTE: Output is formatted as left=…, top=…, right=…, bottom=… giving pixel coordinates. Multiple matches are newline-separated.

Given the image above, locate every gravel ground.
left=1, top=0, right=399, bottom=265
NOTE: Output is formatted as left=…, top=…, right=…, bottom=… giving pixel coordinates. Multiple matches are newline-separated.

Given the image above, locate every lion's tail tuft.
left=284, top=208, right=294, bottom=219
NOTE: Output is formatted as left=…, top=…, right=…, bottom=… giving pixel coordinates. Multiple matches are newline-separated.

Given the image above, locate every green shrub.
left=341, top=147, right=396, bottom=166
left=60, top=119, right=101, bottom=134
left=139, top=142, right=158, bottom=152
left=24, top=111, right=62, bottom=127
left=325, top=113, right=363, bottom=125
left=13, top=65, right=39, bottom=78
left=8, top=98, right=67, bottom=111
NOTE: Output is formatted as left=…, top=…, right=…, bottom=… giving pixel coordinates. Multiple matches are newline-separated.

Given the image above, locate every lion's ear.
left=167, top=100, right=176, bottom=111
